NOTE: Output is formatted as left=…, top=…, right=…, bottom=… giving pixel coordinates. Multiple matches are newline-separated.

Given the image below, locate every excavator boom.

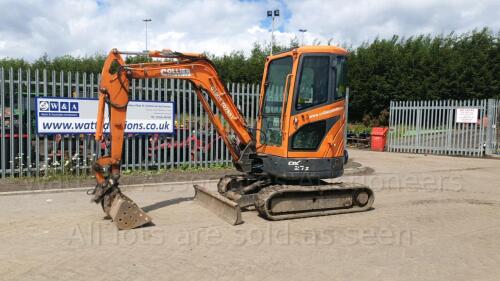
left=89, top=49, right=258, bottom=228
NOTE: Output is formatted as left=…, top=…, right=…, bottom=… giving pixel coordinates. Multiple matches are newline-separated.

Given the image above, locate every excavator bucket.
left=108, top=193, right=152, bottom=230
left=193, top=185, right=242, bottom=225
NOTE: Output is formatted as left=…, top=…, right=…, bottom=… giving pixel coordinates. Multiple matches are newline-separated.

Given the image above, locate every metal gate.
left=388, top=99, right=499, bottom=157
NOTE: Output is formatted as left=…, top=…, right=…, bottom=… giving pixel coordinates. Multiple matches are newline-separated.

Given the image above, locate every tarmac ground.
left=1, top=150, right=499, bottom=281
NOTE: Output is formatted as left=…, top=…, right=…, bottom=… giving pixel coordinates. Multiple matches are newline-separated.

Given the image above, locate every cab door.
left=287, top=54, right=347, bottom=159
left=257, top=55, right=294, bottom=157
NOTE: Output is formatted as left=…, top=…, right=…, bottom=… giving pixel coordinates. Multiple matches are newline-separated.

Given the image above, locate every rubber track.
left=255, top=182, right=374, bottom=220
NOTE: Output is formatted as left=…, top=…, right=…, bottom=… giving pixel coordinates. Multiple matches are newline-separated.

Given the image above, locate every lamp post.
left=299, top=29, right=307, bottom=46
left=267, top=9, right=280, bottom=55
left=142, top=18, right=152, bottom=51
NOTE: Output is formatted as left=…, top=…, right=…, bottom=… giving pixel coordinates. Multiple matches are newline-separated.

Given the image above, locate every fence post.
left=388, top=100, right=393, bottom=152
left=9, top=68, right=14, bottom=177
left=17, top=69, right=23, bottom=176
left=485, top=99, right=496, bottom=155
left=415, top=101, right=421, bottom=153
left=445, top=100, right=452, bottom=155
left=479, top=99, right=486, bottom=156
left=27, top=69, right=32, bottom=176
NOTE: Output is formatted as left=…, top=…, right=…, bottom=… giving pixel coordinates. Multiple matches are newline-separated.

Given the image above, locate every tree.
left=1, top=28, right=498, bottom=122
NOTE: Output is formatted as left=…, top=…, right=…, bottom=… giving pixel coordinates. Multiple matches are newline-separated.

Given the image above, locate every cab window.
left=260, top=56, right=293, bottom=146
left=295, top=56, right=330, bottom=110
left=335, top=56, right=347, bottom=100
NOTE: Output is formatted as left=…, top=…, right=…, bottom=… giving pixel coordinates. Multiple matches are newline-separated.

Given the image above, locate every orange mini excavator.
left=88, top=47, right=374, bottom=229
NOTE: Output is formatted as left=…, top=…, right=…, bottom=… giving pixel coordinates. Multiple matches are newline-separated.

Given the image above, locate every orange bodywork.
left=256, top=46, right=348, bottom=159
left=94, top=51, right=129, bottom=185
left=93, top=46, right=348, bottom=187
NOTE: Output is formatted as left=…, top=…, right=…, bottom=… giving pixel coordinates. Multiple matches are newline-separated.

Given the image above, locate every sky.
left=0, top=0, right=498, bottom=60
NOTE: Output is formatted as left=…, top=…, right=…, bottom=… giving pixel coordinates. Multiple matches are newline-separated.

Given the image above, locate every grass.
left=121, top=162, right=233, bottom=176
left=348, top=123, right=372, bottom=134
left=2, top=163, right=234, bottom=184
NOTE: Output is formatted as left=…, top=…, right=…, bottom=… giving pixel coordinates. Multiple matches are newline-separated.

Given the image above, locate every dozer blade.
left=193, top=185, right=242, bottom=225
left=108, top=193, right=152, bottom=230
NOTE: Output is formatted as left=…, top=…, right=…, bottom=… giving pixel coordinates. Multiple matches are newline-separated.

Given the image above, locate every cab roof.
left=269, top=45, right=348, bottom=60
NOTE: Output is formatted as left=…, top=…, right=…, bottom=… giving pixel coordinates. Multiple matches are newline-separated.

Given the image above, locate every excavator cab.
left=256, top=47, right=348, bottom=180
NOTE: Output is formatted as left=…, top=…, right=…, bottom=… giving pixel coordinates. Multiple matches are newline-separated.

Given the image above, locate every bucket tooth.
left=108, top=193, right=152, bottom=230
left=193, top=185, right=242, bottom=225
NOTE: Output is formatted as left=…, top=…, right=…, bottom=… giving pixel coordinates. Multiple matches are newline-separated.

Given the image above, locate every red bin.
left=371, top=127, right=389, bottom=152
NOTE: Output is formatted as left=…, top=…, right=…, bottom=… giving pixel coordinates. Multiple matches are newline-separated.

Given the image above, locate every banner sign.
left=35, top=97, right=175, bottom=134
left=455, top=108, right=478, bottom=123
